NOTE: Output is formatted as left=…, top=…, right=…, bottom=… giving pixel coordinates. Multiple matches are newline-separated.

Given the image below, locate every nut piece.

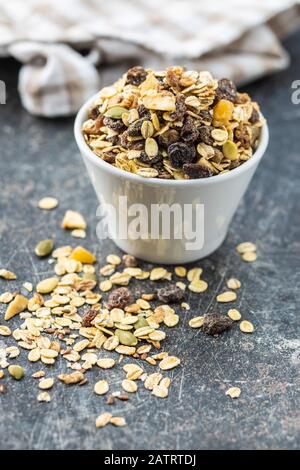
left=8, top=365, right=24, bottom=380
left=61, top=210, right=86, bottom=230
left=240, top=320, right=254, bottom=333
left=58, top=371, right=85, bottom=385
left=226, top=387, right=241, bottom=398
left=5, top=294, right=28, bottom=321
left=95, top=412, right=112, bottom=428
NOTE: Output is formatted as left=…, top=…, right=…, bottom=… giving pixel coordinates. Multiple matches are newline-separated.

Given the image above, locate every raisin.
left=126, top=66, right=148, bottom=86
left=137, top=105, right=151, bottom=120
left=235, top=124, right=251, bottom=149
left=198, top=110, right=212, bottom=126
left=183, top=163, right=213, bottom=179
left=249, top=108, right=260, bottom=124
left=198, top=126, right=214, bottom=145
left=168, top=142, right=196, bottom=169
left=107, top=135, right=119, bottom=146
left=103, top=116, right=126, bottom=132
left=107, top=287, right=132, bottom=310
left=127, top=118, right=145, bottom=137
left=89, top=106, right=100, bottom=120
left=165, top=67, right=181, bottom=89
left=101, top=152, right=116, bottom=164
left=82, top=308, right=98, bottom=327
left=157, top=284, right=184, bottom=303
left=202, top=313, right=233, bottom=336
left=215, top=78, right=237, bottom=103
left=180, top=115, right=199, bottom=142
left=122, top=254, right=138, bottom=267
left=158, top=129, right=180, bottom=148
left=138, top=151, right=163, bottom=166
left=169, top=94, right=186, bottom=121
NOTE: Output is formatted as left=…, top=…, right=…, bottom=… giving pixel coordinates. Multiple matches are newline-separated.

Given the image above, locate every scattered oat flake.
left=96, top=412, right=112, bottom=428
left=39, top=378, right=54, bottom=390
left=240, top=320, right=254, bottom=333
left=226, top=278, right=241, bottom=290
left=38, top=197, right=58, bottom=210
left=188, top=316, right=204, bottom=328
left=188, top=279, right=208, bottom=293
left=0, top=269, right=17, bottom=280
left=228, top=309, right=241, bottom=321
left=0, top=292, right=14, bottom=304
left=216, top=291, right=237, bottom=303
left=241, top=252, right=257, bottom=262
left=94, top=379, right=109, bottom=395
left=0, top=325, right=12, bottom=336
left=236, top=242, right=256, bottom=254
left=122, top=379, right=138, bottom=393
left=37, top=391, right=51, bottom=402
left=71, top=229, right=86, bottom=239
left=110, top=416, right=127, bottom=427
left=159, top=356, right=180, bottom=371
left=226, top=387, right=241, bottom=398
left=32, top=371, right=45, bottom=379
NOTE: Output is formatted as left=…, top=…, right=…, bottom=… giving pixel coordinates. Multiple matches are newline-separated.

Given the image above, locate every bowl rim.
left=74, top=92, right=269, bottom=187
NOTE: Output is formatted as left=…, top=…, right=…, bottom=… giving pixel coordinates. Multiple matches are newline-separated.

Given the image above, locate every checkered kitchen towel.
left=1, top=0, right=300, bottom=116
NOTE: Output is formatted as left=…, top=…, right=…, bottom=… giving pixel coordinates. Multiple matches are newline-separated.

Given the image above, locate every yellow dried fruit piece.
left=213, top=99, right=234, bottom=124
left=5, top=294, right=28, bottom=320
left=70, top=246, right=96, bottom=264
left=240, top=320, right=254, bottom=333
left=36, top=277, right=58, bottom=294
left=8, top=365, right=24, bottom=380
left=222, top=141, right=238, bottom=161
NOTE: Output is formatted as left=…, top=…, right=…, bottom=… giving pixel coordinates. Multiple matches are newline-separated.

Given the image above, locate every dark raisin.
left=101, top=152, right=116, bottom=164
left=249, top=108, right=260, bottom=124
left=107, top=287, right=132, bottom=310
left=137, top=104, right=151, bottom=120
left=103, top=116, right=126, bottom=132
left=157, top=284, right=184, bottom=303
left=215, top=78, right=237, bottom=103
left=169, top=94, right=186, bottom=121
left=126, top=66, right=148, bottom=86
left=202, top=313, right=233, bottom=336
left=89, top=106, right=100, bottom=120
left=82, top=308, right=98, bottom=327
left=180, top=115, right=199, bottom=142
left=168, top=142, right=196, bottom=169
left=198, top=110, right=212, bottom=126
left=198, top=126, right=214, bottom=145
left=138, top=151, right=163, bottom=166
left=183, top=163, right=213, bottom=179
left=158, top=129, right=180, bottom=148
left=107, top=135, right=119, bottom=146
left=122, top=254, right=138, bottom=267
left=127, top=118, right=145, bottom=137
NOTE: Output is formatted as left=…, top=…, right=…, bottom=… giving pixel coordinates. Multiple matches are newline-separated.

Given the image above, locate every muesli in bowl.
left=82, top=66, right=264, bottom=180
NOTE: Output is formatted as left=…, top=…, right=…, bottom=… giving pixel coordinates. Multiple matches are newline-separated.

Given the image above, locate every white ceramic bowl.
left=74, top=93, right=269, bottom=264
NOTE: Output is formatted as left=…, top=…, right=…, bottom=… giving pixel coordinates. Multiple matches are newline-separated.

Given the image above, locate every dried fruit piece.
left=126, top=66, right=147, bottom=86
left=107, top=287, right=132, bottom=310
left=202, top=313, right=233, bottom=336
left=82, top=308, right=98, bottom=327
left=61, top=210, right=86, bottom=230
left=157, top=284, right=184, bottom=303
left=215, top=78, right=237, bottom=103
left=213, top=99, right=234, bottom=124
left=168, top=142, right=196, bottom=169
left=70, top=246, right=96, bottom=264
left=35, top=239, right=54, bottom=257
left=5, top=294, right=28, bottom=320
left=183, top=163, right=213, bottom=179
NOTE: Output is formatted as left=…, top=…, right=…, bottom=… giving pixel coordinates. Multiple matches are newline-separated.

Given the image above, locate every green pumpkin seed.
left=105, top=106, right=129, bottom=119
left=35, top=239, right=54, bottom=257
left=134, top=315, right=149, bottom=330
left=115, top=329, right=138, bottom=346
left=8, top=364, right=24, bottom=380
left=222, top=141, right=238, bottom=161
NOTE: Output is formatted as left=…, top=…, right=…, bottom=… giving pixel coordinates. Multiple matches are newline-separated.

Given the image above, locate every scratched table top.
left=0, top=31, right=300, bottom=451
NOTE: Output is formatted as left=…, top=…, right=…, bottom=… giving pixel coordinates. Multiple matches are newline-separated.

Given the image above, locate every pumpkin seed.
left=222, top=141, right=238, bottom=160
left=141, top=120, right=154, bottom=139
left=134, top=315, right=149, bottom=330
left=104, top=106, right=129, bottom=119
left=115, top=329, right=137, bottom=346
left=35, top=239, right=54, bottom=257
left=8, top=364, right=24, bottom=380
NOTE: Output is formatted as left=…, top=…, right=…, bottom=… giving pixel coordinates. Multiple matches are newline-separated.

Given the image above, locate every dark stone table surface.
left=0, top=31, right=299, bottom=451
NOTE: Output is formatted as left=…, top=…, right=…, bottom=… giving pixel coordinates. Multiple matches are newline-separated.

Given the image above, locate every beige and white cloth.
left=0, top=0, right=300, bottom=116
